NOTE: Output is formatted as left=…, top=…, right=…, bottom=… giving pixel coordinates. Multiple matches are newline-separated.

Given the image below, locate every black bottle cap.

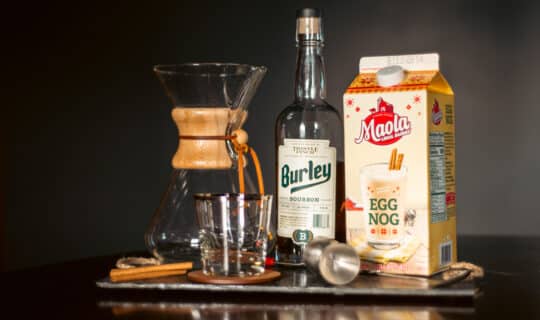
left=296, top=8, right=322, bottom=18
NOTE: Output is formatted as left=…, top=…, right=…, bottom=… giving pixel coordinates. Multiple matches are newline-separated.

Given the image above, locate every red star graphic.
left=392, top=229, right=398, bottom=235
left=371, top=228, right=376, bottom=234
left=355, top=107, right=360, bottom=112
left=406, top=104, right=412, bottom=110
left=414, top=95, right=421, bottom=104
left=381, top=228, right=387, bottom=235
left=346, top=99, right=354, bottom=107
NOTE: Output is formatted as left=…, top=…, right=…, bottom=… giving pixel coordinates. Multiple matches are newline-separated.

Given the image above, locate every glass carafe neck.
left=294, top=42, right=326, bottom=103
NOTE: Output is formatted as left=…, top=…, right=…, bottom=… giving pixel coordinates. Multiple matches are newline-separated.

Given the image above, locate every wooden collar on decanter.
left=172, top=108, right=264, bottom=194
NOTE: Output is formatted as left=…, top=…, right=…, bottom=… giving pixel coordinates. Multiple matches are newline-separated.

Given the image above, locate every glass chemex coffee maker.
left=145, top=63, right=268, bottom=262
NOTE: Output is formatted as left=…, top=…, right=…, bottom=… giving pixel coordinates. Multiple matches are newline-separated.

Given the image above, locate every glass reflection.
left=99, top=301, right=474, bottom=320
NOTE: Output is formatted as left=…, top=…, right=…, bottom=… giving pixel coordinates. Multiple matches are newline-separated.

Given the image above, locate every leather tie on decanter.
left=230, top=129, right=265, bottom=195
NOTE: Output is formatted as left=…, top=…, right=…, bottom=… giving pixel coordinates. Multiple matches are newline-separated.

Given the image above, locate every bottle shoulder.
left=276, top=100, right=342, bottom=122
left=275, top=100, right=343, bottom=149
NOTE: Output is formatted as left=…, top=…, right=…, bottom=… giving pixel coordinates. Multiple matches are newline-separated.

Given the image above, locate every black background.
left=3, top=0, right=540, bottom=271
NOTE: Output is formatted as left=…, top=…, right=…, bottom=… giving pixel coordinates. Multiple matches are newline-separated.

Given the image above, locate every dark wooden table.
left=3, top=235, right=539, bottom=319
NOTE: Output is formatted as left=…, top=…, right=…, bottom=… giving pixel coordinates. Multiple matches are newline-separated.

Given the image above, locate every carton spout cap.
left=376, top=65, right=405, bottom=87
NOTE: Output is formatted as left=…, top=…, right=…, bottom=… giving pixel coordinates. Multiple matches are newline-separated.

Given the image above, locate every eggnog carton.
left=343, top=53, right=457, bottom=276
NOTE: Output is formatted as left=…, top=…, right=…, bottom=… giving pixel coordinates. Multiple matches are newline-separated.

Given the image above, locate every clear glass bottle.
left=275, top=8, right=344, bottom=265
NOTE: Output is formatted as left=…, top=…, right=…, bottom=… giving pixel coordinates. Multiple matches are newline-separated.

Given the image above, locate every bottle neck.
left=294, top=42, right=326, bottom=103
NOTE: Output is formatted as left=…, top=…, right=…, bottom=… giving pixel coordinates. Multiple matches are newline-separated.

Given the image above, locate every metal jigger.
left=303, top=237, right=361, bottom=285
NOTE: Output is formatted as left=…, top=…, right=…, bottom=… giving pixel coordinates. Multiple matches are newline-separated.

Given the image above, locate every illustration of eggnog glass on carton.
left=360, top=150, right=412, bottom=250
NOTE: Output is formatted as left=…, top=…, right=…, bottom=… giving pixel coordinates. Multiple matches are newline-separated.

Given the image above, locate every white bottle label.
left=277, top=139, right=336, bottom=243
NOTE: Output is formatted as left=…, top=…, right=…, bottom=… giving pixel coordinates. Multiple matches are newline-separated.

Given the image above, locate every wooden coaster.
left=187, top=270, right=281, bottom=285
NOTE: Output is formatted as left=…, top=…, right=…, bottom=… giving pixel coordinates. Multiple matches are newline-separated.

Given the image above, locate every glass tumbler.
left=195, top=193, right=273, bottom=277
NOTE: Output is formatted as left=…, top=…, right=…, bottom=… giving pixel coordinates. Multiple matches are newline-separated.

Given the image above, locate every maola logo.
left=354, top=97, right=411, bottom=145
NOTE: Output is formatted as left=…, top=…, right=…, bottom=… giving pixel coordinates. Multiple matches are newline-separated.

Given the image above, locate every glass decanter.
left=145, top=63, right=267, bottom=262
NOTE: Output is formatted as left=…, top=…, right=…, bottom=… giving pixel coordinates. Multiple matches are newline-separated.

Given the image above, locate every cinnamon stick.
left=396, top=153, right=404, bottom=170
left=389, top=148, right=397, bottom=170
left=109, top=261, right=193, bottom=282
left=110, top=269, right=187, bottom=282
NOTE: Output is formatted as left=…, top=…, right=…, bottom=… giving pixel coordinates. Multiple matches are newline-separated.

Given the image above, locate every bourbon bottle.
left=275, top=8, right=344, bottom=265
